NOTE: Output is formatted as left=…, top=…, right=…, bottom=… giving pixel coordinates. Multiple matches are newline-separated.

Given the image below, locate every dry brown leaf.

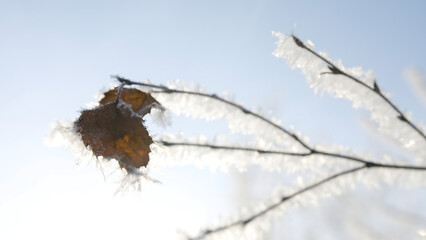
left=100, top=88, right=159, bottom=116
left=75, top=88, right=160, bottom=171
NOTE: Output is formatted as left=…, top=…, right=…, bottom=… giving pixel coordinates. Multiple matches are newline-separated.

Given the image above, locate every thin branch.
left=291, top=35, right=426, bottom=143
left=158, top=140, right=311, bottom=156
left=313, top=151, right=426, bottom=171
left=158, top=140, right=426, bottom=171
left=187, top=165, right=367, bottom=240
left=112, top=75, right=312, bottom=151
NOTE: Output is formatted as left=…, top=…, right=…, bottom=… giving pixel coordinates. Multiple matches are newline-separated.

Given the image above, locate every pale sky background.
left=1, top=1, right=426, bottom=239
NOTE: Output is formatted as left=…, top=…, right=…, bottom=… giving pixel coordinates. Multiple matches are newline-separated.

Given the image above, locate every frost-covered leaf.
left=100, top=87, right=160, bottom=116
left=75, top=88, right=160, bottom=171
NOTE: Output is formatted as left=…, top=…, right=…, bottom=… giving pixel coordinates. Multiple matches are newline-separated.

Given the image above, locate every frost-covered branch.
left=186, top=165, right=367, bottom=240
left=158, top=140, right=311, bottom=156
left=114, top=75, right=311, bottom=151
left=273, top=33, right=426, bottom=161
left=158, top=140, right=426, bottom=171
left=289, top=34, right=426, bottom=143
left=112, top=76, right=426, bottom=239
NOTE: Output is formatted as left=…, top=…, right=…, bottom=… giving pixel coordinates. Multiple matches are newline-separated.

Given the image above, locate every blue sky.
left=1, top=1, right=426, bottom=239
